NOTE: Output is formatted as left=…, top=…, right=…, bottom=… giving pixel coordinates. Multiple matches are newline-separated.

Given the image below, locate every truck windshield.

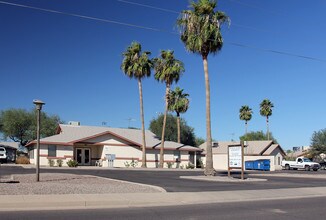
left=303, top=158, right=312, bottom=162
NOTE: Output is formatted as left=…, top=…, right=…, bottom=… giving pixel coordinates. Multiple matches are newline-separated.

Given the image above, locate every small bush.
left=66, top=160, right=78, bottom=167
left=124, top=161, right=130, bottom=168
left=167, top=162, right=174, bottom=169
left=130, top=158, right=138, bottom=168
left=56, top=159, right=63, bottom=167
left=48, top=159, right=55, bottom=167
left=186, top=162, right=195, bottom=169
left=180, top=165, right=184, bottom=169
left=15, top=156, right=30, bottom=164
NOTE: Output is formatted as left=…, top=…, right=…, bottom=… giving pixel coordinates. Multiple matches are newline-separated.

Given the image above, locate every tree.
left=121, top=42, right=153, bottom=168
left=260, top=99, right=274, bottom=140
left=310, top=128, right=326, bottom=157
left=149, top=114, right=196, bottom=147
left=195, top=137, right=205, bottom=147
left=239, top=131, right=277, bottom=143
left=168, top=87, right=190, bottom=143
left=239, top=105, right=253, bottom=135
left=177, top=0, right=229, bottom=176
left=154, top=50, right=185, bottom=168
left=0, top=108, right=61, bottom=146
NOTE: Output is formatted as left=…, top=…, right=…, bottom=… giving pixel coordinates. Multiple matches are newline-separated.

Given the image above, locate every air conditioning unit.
left=68, top=121, right=80, bottom=126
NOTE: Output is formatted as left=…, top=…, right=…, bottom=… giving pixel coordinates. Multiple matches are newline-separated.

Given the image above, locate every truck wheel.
left=285, top=164, right=290, bottom=170
left=305, top=166, right=310, bottom=171
left=313, top=168, right=318, bottom=171
left=293, top=168, right=298, bottom=170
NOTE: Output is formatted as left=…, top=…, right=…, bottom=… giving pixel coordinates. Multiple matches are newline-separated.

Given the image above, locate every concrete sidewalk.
left=1, top=186, right=326, bottom=211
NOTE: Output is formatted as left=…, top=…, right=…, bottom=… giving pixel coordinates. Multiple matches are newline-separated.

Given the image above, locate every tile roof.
left=28, top=124, right=200, bottom=152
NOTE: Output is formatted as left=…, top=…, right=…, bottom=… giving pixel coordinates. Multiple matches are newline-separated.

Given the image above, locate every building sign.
left=228, top=146, right=242, bottom=168
left=228, top=142, right=245, bottom=180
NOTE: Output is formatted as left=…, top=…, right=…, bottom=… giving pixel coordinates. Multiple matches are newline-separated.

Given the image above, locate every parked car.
left=281, top=157, right=320, bottom=171
left=0, top=147, right=7, bottom=163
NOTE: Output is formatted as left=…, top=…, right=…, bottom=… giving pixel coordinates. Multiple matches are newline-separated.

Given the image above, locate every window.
left=48, top=145, right=57, bottom=157
left=174, top=150, right=180, bottom=162
left=278, top=157, right=281, bottom=165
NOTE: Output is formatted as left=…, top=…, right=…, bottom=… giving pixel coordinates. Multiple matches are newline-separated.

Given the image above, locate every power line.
left=117, top=0, right=279, bottom=34
left=117, top=0, right=179, bottom=14
left=0, top=0, right=174, bottom=34
left=0, top=0, right=325, bottom=63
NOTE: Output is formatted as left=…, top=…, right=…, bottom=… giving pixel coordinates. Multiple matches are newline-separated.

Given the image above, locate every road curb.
left=1, top=187, right=326, bottom=211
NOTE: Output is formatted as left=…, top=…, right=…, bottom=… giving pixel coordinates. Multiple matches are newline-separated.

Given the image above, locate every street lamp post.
left=33, top=99, right=45, bottom=182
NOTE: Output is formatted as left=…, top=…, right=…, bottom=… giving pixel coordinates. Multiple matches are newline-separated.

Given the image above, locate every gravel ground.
left=0, top=173, right=164, bottom=195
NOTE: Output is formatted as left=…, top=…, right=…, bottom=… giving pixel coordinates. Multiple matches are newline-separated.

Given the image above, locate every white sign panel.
left=228, top=146, right=242, bottom=168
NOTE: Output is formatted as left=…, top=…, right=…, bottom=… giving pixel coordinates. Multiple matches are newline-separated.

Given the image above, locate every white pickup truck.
left=282, top=157, right=320, bottom=171
left=0, top=147, right=7, bottom=163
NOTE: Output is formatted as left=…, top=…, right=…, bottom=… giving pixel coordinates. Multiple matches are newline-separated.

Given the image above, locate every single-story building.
left=26, top=124, right=201, bottom=168
left=0, top=142, right=19, bottom=162
left=199, top=140, right=286, bottom=171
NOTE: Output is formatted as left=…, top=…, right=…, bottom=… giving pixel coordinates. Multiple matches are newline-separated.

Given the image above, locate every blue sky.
left=1, top=0, right=326, bottom=150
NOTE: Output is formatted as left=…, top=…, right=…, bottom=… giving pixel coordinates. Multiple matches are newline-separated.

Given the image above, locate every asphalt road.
left=1, top=196, right=325, bottom=220
left=1, top=166, right=326, bottom=192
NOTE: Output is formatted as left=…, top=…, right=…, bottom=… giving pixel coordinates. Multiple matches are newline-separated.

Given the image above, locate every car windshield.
left=303, top=158, right=312, bottom=162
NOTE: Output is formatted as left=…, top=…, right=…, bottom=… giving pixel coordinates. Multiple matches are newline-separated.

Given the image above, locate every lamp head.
left=33, top=99, right=45, bottom=110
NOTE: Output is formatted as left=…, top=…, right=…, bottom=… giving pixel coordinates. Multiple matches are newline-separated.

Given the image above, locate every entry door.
left=76, top=148, right=91, bottom=165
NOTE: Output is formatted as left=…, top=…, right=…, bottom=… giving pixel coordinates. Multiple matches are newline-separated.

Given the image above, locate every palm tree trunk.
left=138, top=79, right=147, bottom=168
left=203, top=57, right=215, bottom=176
left=245, top=121, right=248, bottom=135
left=159, top=84, right=170, bottom=168
left=266, top=116, right=269, bottom=140
left=177, top=112, right=181, bottom=143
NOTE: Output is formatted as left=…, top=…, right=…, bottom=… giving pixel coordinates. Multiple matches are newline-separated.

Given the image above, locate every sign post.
left=228, top=141, right=244, bottom=180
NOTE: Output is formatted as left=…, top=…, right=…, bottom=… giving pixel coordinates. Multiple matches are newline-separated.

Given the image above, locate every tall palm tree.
left=154, top=50, right=185, bottom=168
left=239, top=105, right=253, bottom=135
left=121, top=42, right=153, bottom=168
left=168, top=87, right=190, bottom=143
left=259, top=99, right=274, bottom=140
left=177, top=0, right=229, bottom=176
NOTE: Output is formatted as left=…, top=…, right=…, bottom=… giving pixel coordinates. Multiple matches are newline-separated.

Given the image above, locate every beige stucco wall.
left=29, top=144, right=73, bottom=166
left=210, top=153, right=282, bottom=171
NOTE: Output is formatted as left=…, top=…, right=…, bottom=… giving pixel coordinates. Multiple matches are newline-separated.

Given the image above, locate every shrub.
left=186, top=162, right=195, bottom=169
left=48, top=159, right=55, bottom=167
left=66, top=160, right=78, bottom=167
left=56, top=159, right=63, bottom=167
left=124, top=161, right=130, bottom=168
left=130, top=158, right=138, bottom=168
left=167, top=162, right=174, bottom=169
left=15, top=156, right=30, bottom=164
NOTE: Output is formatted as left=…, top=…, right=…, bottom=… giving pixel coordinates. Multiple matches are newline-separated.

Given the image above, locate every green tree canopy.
left=310, top=128, right=326, bottom=156
left=0, top=108, right=62, bottom=146
left=149, top=113, right=196, bottom=147
left=239, top=131, right=278, bottom=143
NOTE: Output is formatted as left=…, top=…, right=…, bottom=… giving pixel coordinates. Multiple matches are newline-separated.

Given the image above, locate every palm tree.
left=121, top=42, right=153, bottom=168
left=154, top=50, right=185, bottom=168
left=168, top=87, right=190, bottom=143
left=239, top=105, right=253, bottom=135
left=177, top=0, right=229, bottom=176
left=259, top=99, right=274, bottom=140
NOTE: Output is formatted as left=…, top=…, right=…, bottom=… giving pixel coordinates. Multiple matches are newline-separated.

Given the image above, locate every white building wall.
left=30, top=144, right=74, bottom=166
left=211, top=154, right=279, bottom=171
